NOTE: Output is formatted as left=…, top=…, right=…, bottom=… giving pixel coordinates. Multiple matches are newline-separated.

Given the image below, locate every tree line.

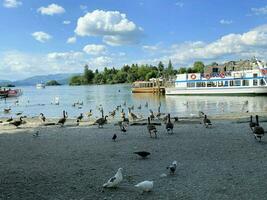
left=69, top=60, right=205, bottom=85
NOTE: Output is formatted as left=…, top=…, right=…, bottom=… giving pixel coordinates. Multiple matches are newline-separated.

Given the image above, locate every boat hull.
left=165, top=86, right=267, bottom=95
left=132, top=87, right=165, bottom=93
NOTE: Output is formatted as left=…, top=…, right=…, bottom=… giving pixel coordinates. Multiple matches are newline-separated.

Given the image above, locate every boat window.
left=260, top=79, right=266, bottom=86
left=187, top=82, right=195, bottom=87
left=242, top=80, right=249, bottom=86
left=218, top=81, right=224, bottom=87
left=230, top=80, right=234, bottom=86
left=224, top=81, right=228, bottom=87
left=253, top=79, right=258, bottom=86
left=196, top=82, right=206, bottom=87
left=207, top=81, right=217, bottom=87
left=234, top=80, right=241, bottom=86
left=212, top=68, right=219, bottom=73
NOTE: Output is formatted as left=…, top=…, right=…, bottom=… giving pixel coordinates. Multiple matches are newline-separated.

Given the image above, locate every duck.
left=109, top=110, right=116, bottom=117
left=166, top=113, right=174, bottom=134
left=6, top=117, right=13, bottom=122
left=95, top=116, right=108, bottom=128
left=128, top=108, right=138, bottom=121
left=147, top=117, right=157, bottom=138
left=86, top=109, right=93, bottom=118
left=203, top=115, right=212, bottom=128
left=253, top=115, right=265, bottom=142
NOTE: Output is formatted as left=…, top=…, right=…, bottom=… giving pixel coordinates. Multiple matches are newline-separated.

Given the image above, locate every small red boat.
left=0, top=88, right=22, bottom=98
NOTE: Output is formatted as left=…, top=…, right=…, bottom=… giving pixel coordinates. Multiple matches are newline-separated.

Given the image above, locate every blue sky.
left=1, top=0, right=267, bottom=80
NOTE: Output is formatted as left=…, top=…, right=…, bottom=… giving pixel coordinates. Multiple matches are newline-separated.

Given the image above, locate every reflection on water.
left=0, top=84, right=267, bottom=118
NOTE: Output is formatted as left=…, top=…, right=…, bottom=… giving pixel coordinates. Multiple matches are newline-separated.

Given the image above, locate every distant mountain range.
left=0, top=73, right=80, bottom=86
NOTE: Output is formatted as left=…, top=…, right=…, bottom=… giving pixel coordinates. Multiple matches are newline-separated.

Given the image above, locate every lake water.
left=1, top=84, right=267, bottom=118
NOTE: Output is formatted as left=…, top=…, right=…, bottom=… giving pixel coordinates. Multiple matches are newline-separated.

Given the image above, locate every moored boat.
left=166, top=59, right=267, bottom=95
left=132, top=78, right=165, bottom=93
left=0, top=88, right=22, bottom=98
left=36, top=83, right=45, bottom=89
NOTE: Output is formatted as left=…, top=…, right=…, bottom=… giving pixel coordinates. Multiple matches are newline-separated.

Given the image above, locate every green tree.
left=193, top=61, right=205, bottom=73
left=166, top=60, right=174, bottom=76
left=46, top=80, right=61, bottom=86
left=158, top=61, right=165, bottom=73
left=178, top=67, right=187, bottom=74
left=83, top=65, right=94, bottom=84
left=69, top=76, right=83, bottom=85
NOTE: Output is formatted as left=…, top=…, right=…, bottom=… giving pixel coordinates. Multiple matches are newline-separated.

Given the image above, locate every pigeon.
left=203, top=115, right=212, bottom=128
left=103, top=168, right=123, bottom=188
left=135, top=181, right=153, bottom=192
left=134, top=151, right=150, bottom=159
left=166, top=160, right=177, bottom=174
left=112, top=134, right=117, bottom=142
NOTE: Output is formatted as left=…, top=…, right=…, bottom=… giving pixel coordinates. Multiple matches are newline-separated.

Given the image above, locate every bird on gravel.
left=134, top=151, right=150, bottom=159
left=112, top=134, right=117, bottom=142
left=249, top=115, right=256, bottom=131
left=39, top=113, right=46, bottom=123
left=57, top=110, right=67, bottom=127
left=119, top=122, right=127, bottom=133
left=166, top=160, right=177, bottom=174
left=95, top=116, right=108, bottom=128
left=103, top=168, right=123, bottom=188
left=166, top=113, right=174, bottom=134
left=147, top=117, right=157, bottom=138
left=9, top=117, right=25, bottom=128
left=33, top=131, right=39, bottom=137
left=203, top=115, right=212, bottom=128
left=135, top=181, right=153, bottom=192
left=253, top=115, right=265, bottom=142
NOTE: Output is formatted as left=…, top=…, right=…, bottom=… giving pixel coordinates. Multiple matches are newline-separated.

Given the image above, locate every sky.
left=1, top=0, right=267, bottom=80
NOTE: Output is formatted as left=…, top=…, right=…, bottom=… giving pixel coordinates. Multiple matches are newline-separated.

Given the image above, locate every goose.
left=203, top=115, right=212, bottom=128
left=10, top=117, right=25, bottom=128
left=249, top=115, right=256, bottom=131
left=57, top=110, right=67, bottom=126
left=253, top=115, right=265, bottom=142
left=120, top=109, right=125, bottom=119
left=121, top=116, right=129, bottom=124
left=128, top=108, right=138, bottom=121
left=109, top=110, right=116, bottom=117
left=6, top=117, right=13, bottom=122
left=119, top=121, right=127, bottom=133
left=4, top=108, right=11, bottom=113
left=166, top=114, right=174, bottom=134
left=198, top=111, right=205, bottom=118
left=137, top=104, right=142, bottom=110
left=147, top=117, right=157, bottom=138
left=149, top=109, right=155, bottom=120
left=103, top=168, right=123, bottom=188
left=95, top=116, right=108, bottom=128
left=39, top=113, right=46, bottom=123
left=156, top=106, right=161, bottom=118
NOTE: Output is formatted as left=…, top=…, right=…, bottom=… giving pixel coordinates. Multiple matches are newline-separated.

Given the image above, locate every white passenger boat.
left=166, top=59, right=267, bottom=95
left=36, top=83, right=45, bottom=89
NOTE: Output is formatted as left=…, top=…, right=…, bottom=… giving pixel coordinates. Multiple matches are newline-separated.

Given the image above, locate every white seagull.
left=103, top=168, right=123, bottom=188
left=135, top=180, right=153, bottom=192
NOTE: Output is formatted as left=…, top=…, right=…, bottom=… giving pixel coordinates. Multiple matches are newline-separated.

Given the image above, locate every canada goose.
left=149, top=110, right=155, bottom=120
left=249, top=115, right=256, bottom=131
left=57, top=110, right=67, bottom=126
left=95, top=115, right=108, bottom=128
left=110, top=110, right=116, bottom=117
left=120, top=109, right=125, bottom=119
left=122, top=116, right=129, bottom=124
left=198, top=111, right=205, bottom=118
left=119, top=121, right=127, bottom=133
left=137, top=104, right=142, bottom=109
left=39, top=113, right=46, bottom=123
left=4, top=108, right=11, bottom=113
left=10, top=117, right=24, bottom=128
left=203, top=115, right=212, bottom=128
left=253, top=115, right=265, bottom=142
left=128, top=108, right=138, bottom=121
left=166, top=114, right=174, bottom=134
left=147, top=117, right=157, bottom=138
left=156, top=106, right=161, bottom=118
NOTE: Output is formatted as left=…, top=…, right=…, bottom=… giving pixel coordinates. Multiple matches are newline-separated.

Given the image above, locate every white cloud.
left=66, top=36, right=76, bottom=44
left=37, top=4, right=65, bottom=16
left=3, top=0, right=22, bottom=8
left=83, top=44, right=107, bottom=55
left=32, top=31, right=52, bottom=43
left=220, top=19, right=233, bottom=25
left=75, top=10, right=143, bottom=46
left=175, top=1, right=184, bottom=7
left=88, top=56, right=113, bottom=68
left=47, top=51, right=83, bottom=60
left=63, top=20, right=71, bottom=25
left=251, top=6, right=267, bottom=15
left=142, top=44, right=160, bottom=51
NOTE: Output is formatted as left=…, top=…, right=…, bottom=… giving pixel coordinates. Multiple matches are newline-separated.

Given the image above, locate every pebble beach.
left=1, top=114, right=267, bottom=200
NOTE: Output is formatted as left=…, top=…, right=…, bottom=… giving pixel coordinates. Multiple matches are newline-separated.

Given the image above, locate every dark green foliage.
left=46, top=80, right=61, bottom=86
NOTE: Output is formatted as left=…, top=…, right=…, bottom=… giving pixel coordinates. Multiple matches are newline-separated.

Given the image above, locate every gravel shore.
left=1, top=117, right=267, bottom=200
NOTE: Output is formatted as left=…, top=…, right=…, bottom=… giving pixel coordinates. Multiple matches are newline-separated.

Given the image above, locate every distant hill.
left=0, top=73, right=80, bottom=86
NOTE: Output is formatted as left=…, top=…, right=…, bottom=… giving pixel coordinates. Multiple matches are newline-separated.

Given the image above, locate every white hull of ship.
left=165, top=86, right=267, bottom=95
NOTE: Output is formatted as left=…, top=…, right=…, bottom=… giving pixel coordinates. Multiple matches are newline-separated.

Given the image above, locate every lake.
left=1, top=84, right=267, bottom=118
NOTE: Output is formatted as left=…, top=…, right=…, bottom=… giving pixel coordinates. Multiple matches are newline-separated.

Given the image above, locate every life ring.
left=190, top=74, right=196, bottom=80
left=220, top=72, right=225, bottom=78
left=205, top=74, right=211, bottom=80
left=261, top=69, right=267, bottom=75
